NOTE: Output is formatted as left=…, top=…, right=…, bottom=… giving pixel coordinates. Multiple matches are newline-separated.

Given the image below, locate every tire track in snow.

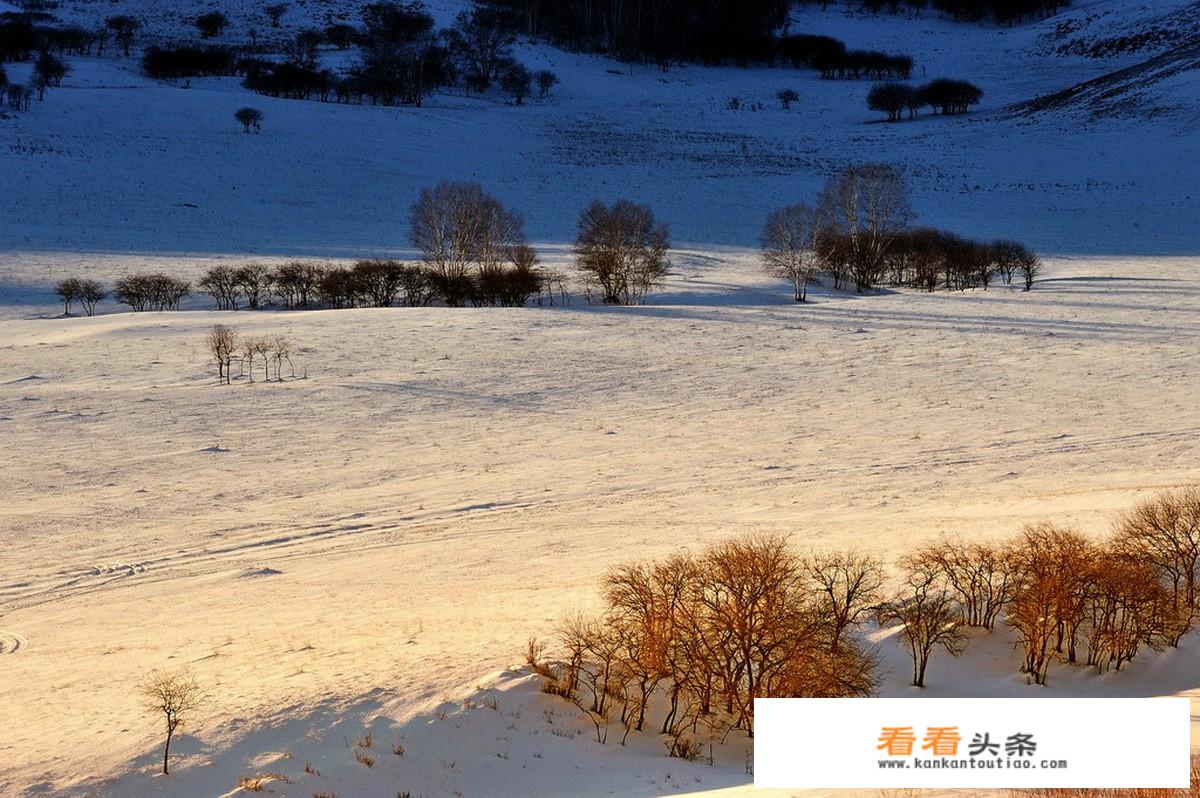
left=0, top=630, right=27, bottom=653
left=0, top=499, right=539, bottom=612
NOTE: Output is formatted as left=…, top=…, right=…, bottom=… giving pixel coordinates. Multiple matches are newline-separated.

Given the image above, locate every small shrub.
left=354, top=750, right=375, bottom=768
left=666, top=734, right=706, bottom=762
left=235, top=107, right=263, bottom=133
left=535, top=69, right=558, bottom=98
left=525, top=636, right=546, bottom=666
left=501, top=62, right=532, bottom=105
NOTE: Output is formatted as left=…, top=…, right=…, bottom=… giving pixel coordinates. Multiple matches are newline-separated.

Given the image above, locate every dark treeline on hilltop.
left=480, top=0, right=1071, bottom=66
left=480, top=0, right=790, bottom=66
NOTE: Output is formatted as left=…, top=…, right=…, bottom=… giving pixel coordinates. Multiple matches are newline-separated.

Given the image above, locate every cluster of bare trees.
left=194, top=255, right=559, bottom=312
left=897, top=488, right=1200, bottom=686
left=409, top=181, right=540, bottom=306
left=868, top=78, right=983, bottom=121
left=574, top=200, right=671, bottom=305
left=197, top=261, right=423, bottom=310
left=761, top=164, right=913, bottom=297
left=54, top=277, right=106, bottom=316
left=0, top=27, right=68, bottom=111
left=538, top=534, right=880, bottom=758
left=881, top=231, right=1042, bottom=291
left=761, top=163, right=1042, bottom=298
left=205, top=324, right=298, bottom=385
left=114, top=274, right=191, bottom=312
left=411, top=181, right=670, bottom=307
left=4, top=75, right=33, bottom=112
left=0, top=9, right=143, bottom=107
left=537, top=488, right=1199, bottom=750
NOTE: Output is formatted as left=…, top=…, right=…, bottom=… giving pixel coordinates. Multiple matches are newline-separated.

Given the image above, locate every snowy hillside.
left=1, top=0, right=1198, bottom=263
left=1, top=0, right=1199, bottom=796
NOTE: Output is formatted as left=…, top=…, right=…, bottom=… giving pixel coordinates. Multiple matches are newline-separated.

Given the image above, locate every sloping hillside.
left=0, top=0, right=1197, bottom=261
left=1013, top=38, right=1200, bottom=121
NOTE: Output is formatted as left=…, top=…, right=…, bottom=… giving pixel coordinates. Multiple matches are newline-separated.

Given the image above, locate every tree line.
left=761, top=163, right=1041, bottom=300
left=482, top=0, right=790, bottom=67
left=801, top=0, right=1069, bottom=25
left=55, top=169, right=1041, bottom=317
left=529, top=488, right=1200, bottom=758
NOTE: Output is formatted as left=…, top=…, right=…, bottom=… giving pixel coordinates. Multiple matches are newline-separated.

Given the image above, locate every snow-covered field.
left=3, top=253, right=1198, bottom=796
left=1, top=0, right=1198, bottom=795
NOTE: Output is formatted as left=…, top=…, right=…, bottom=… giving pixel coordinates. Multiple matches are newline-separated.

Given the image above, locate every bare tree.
left=79, top=279, right=106, bottom=316
left=878, top=560, right=965, bottom=688
left=912, top=540, right=1015, bottom=629
left=138, top=670, right=204, bottom=775
left=817, top=163, right=914, bottom=293
left=1006, top=524, right=1095, bottom=683
left=235, top=107, right=263, bottom=133
left=114, top=274, right=190, bottom=312
left=352, top=259, right=404, bottom=307
left=234, top=264, right=274, bottom=309
left=247, top=337, right=273, bottom=381
left=761, top=203, right=823, bottom=302
left=445, top=8, right=515, bottom=89
left=55, top=278, right=83, bottom=315
left=106, top=15, right=140, bottom=58
left=398, top=265, right=435, bottom=307
left=409, top=181, right=525, bottom=306
left=1018, top=247, right=1042, bottom=291
left=199, top=266, right=242, bottom=310
left=867, top=82, right=912, bottom=122
left=535, top=69, right=559, bottom=98
left=1085, top=550, right=1168, bottom=671
left=989, top=239, right=1025, bottom=285
left=195, top=11, right=229, bottom=39
left=501, top=62, right=533, bottom=105
left=1114, top=487, right=1200, bottom=640
left=270, top=336, right=295, bottom=379
left=806, top=551, right=884, bottom=652
left=265, top=4, right=288, bottom=27
left=206, top=324, right=239, bottom=384
left=776, top=88, right=799, bottom=109
left=273, top=262, right=321, bottom=309
left=574, top=200, right=670, bottom=305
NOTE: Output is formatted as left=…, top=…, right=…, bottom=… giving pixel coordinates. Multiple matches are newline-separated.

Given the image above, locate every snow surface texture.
left=2, top=253, right=1199, bottom=797
left=0, top=0, right=1198, bottom=795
